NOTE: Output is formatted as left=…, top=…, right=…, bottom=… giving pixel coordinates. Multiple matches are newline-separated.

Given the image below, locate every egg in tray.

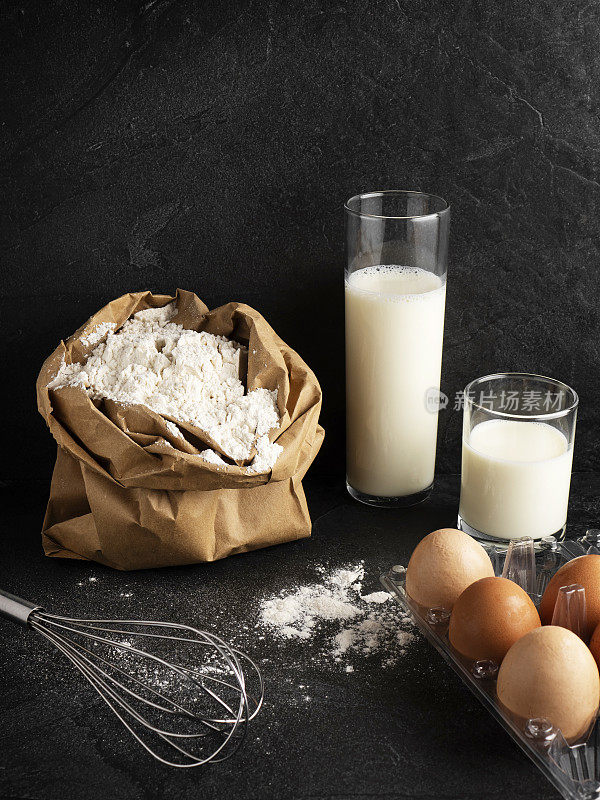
left=381, top=530, right=600, bottom=800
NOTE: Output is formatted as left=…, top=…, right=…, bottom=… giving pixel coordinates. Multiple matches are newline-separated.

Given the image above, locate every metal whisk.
left=0, top=589, right=263, bottom=767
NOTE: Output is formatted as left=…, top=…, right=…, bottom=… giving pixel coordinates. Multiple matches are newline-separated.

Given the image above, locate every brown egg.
left=449, top=577, right=540, bottom=663
left=498, top=626, right=600, bottom=743
left=540, top=555, right=600, bottom=640
left=405, top=528, right=495, bottom=610
left=590, top=622, right=600, bottom=670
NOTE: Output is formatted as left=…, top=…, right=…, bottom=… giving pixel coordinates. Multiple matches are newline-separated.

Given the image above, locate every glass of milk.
left=345, top=190, right=450, bottom=507
left=458, top=373, right=578, bottom=543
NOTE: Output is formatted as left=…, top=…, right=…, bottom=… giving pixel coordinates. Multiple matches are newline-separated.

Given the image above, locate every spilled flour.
left=72, top=563, right=414, bottom=678
left=259, top=563, right=415, bottom=669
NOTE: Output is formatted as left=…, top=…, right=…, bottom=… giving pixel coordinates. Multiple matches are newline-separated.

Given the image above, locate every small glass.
left=458, top=373, right=578, bottom=543
left=345, top=190, right=450, bottom=507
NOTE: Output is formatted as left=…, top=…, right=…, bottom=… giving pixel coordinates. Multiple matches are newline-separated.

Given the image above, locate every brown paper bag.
left=36, top=290, right=324, bottom=570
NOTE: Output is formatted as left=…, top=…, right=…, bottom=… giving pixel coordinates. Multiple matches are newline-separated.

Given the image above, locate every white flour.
left=199, top=448, right=227, bottom=466
left=361, top=591, right=390, bottom=604
left=259, top=563, right=415, bottom=668
left=164, top=420, right=184, bottom=440
left=79, top=321, right=117, bottom=348
left=49, top=302, right=283, bottom=471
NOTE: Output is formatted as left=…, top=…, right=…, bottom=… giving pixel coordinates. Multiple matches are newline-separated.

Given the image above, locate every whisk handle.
left=0, top=590, right=43, bottom=627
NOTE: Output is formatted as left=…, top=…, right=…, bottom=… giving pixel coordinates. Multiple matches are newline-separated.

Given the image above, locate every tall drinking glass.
left=345, top=191, right=450, bottom=507
left=458, top=373, right=578, bottom=543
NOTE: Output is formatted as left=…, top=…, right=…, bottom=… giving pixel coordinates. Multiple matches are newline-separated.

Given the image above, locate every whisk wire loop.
left=33, top=615, right=244, bottom=725
left=30, top=619, right=219, bottom=732
left=22, top=608, right=263, bottom=767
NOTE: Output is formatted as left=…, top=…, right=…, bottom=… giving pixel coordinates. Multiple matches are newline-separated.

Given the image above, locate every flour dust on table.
left=258, top=563, right=416, bottom=669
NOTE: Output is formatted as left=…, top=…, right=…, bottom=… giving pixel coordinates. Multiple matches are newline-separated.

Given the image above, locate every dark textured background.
left=3, top=473, right=588, bottom=800
left=2, top=0, right=600, bottom=486
left=2, top=4, right=600, bottom=799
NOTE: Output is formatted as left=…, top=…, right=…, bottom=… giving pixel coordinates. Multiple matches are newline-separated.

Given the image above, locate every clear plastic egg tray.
left=381, top=531, right=600, bottom=800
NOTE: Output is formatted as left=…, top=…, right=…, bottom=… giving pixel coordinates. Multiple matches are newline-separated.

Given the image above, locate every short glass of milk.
left=345, top=190, right=450, bottom=507
left=458, top=373, right=578, bottom=543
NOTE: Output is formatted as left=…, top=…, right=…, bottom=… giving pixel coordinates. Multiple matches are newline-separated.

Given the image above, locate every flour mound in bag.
left=49, top=302, right=282, bottom=469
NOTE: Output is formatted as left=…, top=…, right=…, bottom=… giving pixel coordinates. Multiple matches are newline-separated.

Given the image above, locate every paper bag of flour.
left=36, top=290, right=324, bottom=570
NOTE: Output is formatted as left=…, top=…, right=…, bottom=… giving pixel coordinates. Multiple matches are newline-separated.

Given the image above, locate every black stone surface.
left=2, top=2, right=600, bottom=796
left=2, top=0, right=600, bottom=486
left=4, top=473, right=599, bottom=800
